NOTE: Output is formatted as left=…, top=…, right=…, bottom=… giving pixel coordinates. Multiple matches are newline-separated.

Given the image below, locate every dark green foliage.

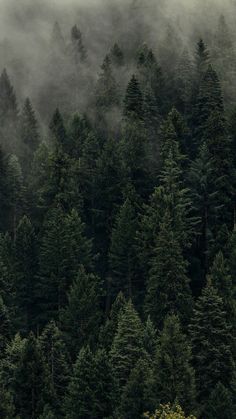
left=109, top=197, right=138, bottom=298
left=64, top=346, right=114, bottom=419
left=19, top=98, right=39, bottom=177
left=145, top=213, right=192, bottom=328
left=190, top=283, right=235, bottom=404
left=110, top=300, right=144, bottom=389
left=205, top=382, right=235, bottom=419
left=61, top=266, right=102, bottom=357
left=13, top=216, right=37, bottom=333
left=120, top=358, right=156, bottom=419
left=14, top=333, right=51, bottom=419
left=154, top=315, right=196, bottom=413
left=110, top=43, right=124, bottom=67
left=0, top=69, right=18, bottom=124
left=96, top=55, right=119, bottom=110
left=124, top=75, right=143, bottom=120
left=39, top=321, right=70, bottom=416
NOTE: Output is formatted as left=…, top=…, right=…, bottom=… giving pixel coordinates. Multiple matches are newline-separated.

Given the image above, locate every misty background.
left=0, top=0, right=236, bottom=128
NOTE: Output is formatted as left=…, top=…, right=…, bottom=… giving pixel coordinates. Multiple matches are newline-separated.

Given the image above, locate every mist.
left=0, top=0, right=235, bottom=125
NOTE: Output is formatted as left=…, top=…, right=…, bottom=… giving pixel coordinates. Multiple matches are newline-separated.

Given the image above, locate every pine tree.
left=188, top=143, right=222, bottom=280
left=0, top=69, right=18, bottom=125
left=64, top=346, right=114, bottom=419
left=155, top=315, right=196, bottom=413
left=19, top=98, right=39, bottom=177
left=14, top=333, right=51, bottom=419
left=39, top=321, right=70, bottom=416
left=124, top=75, right=143, bottom=120
left=13, top=215, right=37, bottom=333
left=205, top=382, right=235, bottom=419
left=71, top=25, right=87, bottom=64
left=51, top=22, right=65, bottom=53
left=0, top=147, right=10, bottom=232
left=145, top=214, right=192, bottom=328
left=49, top=108, right=67, bottom=150
left=175, top=49, right=194, bottom=116
left=99, top=291, right=126, bottom=351
left=110, top=300, right=144, bottom=389
left=120, top=358, right=156, bottom=419
left=208, top=251, right=235, bottom=320
left=37, top=206, right=92, bottom=328
left=6, top=154, right=24, bottom=240
left=95, top=55, right=119, bottom=110
left=109, top=197, right=138, bottom=298
left=60, top=266, right=102, bottom=358
left=0, top=296, right=11, bottom=354
left=189, top=283, right=235, bottom=404
left=110, top=43, right=124, bottom=67
left=195, top=39, right=210, bottom=81
left=143, top=316, right=157, bottom=359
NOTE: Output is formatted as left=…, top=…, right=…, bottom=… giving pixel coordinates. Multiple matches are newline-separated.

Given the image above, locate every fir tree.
left=110, top=300, right=144, bottom=389
left=124, top=75, right=143, bottom=120
left=155, top=315, right=196, bottom=413
left=110, top=43, right=124, bottom=67
left=96, top=54, right=119, bottom=110
left=109, top=197, right=138, bottom=298
left=0, top=69, right=18, bottom=125
left=71, top=25, right=87, bottom=64
left=205, top=382, right=235, bottom=419
left=13, top=215, right=37, bottom=333
left=19, top=98, right=39, bottom=176
left=39, top=321, right=70, bottom=416
left=61, top=266, right=102, bottom=358
left=64, top=346, right=114, bottom=419
left=189, top=283, right=235, bottom=404
left=145, top=213, right=192, bottom=328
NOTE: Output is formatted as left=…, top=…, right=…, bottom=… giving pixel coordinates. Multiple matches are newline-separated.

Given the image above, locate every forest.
left=1, top=0, right=236, bottom=418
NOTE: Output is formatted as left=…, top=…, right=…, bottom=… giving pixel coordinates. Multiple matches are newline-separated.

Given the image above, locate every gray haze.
left=0, top=0, right=235, bottom=123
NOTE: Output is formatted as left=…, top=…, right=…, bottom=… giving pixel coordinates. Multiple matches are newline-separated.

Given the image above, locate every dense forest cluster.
left=1, top=2, right=236, bottom=418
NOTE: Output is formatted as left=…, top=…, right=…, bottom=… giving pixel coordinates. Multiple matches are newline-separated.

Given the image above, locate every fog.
left=0, top=0, right=235, bottom=123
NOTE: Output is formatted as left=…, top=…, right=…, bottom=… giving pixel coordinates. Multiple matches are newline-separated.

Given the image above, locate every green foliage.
left=154, top=315, right=196, bottom=413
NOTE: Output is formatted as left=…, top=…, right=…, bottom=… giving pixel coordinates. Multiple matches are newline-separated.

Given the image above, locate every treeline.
left=0, top=13, right=236, bottom=419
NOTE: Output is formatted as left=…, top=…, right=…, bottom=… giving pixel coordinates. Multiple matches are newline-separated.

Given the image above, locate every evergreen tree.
left=110, top=43, right=124, bottom=67
left=109, top=197, right=138, bottom=298
left=14, top=333, right=51, bottom=419
left=6, top=154, right=24, bottom=240
left=0, top=296, right=11, bottom=354
left=49, top=108, right=67, bottom=150
left=120, top=358, right=156, bottom=419
left=61, top=266, right=102, bottom=358
left=124, top=75, right=143, bottom=120
left=95, top=54, right=119, bottom=110
left=145, top=213, right=192, bottom=328
left=155, top=315, right=196, bottom=413
left=13, top=215, right=37, bottom=333
left=0, top=69, right=18, bottom=125
left=143, top=316, right=157, bottom=359
left=110, top=300, right=144, bottom=389
left=0, top=147, right=10, bottom=232
left=64, top=346, right=114, bottom=419
left=205, top=382, right=235, bottom=419
left=37, top=206, right=92, bottom=327
left=195, top=39, right=210, bottom=81
left=189, top=283, right=235, bottom=404
left=39, top=321, right=70, bottom=416
left=99, top=291, right=126, bottom=351
left=19, top=98, right=39, bottom=177
left=71, top=25, right=87, bottom=63
left=51, top=22, right=65, bottom=53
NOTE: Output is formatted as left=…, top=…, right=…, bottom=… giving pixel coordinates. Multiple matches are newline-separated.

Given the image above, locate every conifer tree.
left=0, top=147, right=10, bottom=232
left=61, top=266, right=101, bottom=358
left=0, top=69, right=18, bottom=126
left=99, top=291, right=126, bottom=351
left=49, top=108, right=67, bottom=150
left=120, top=358, right=156, bottom=419
left=110, top=300, right=144, bottom=389
left=6, top=155, right=24, bottom=240
left=0, top=296, right=11, bottom=354
left=145, top=214, right=192, bottom=328
left=96, top=55, right=119, bottom=110
left=155, top=315, right=196, bottom=413
left=206, top=382, right=235, bottom=419
left=143, top=316, right=157, bottom=359
left=13, top=215, right=37, bottom=333
left=195, top=39, right=210, bottom=81
left=37, top=206, right=92, bottom=327
left=14, top=333, right=51, bottom=419
left=110, top=43, right=124, bottom=67
left=51, top=22, right=65, bottom=53
left=189, top=283, right=235, bottom=404
left=71, top=25, right=87, bottom=63
left=19, top=98, right=39, bottom=176
left=124, top=75, right=143, bottom=120
left=39, top=321, right=70, bottom=416
left=64, top=346, right=114, bottom=419
left=109, top=197, right=138, bottom=298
